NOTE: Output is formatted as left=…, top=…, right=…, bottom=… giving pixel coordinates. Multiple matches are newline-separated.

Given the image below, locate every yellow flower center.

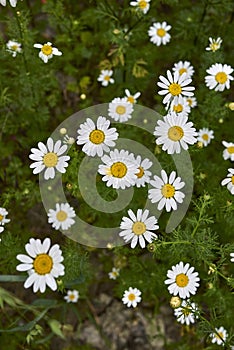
left=232, top=175, right=234, bottom=185
left=161, top=184, right=175, bottom=198
left=116, top=105, right=126, bottom=115
left=104, top=75, right=110, bottom=81
left=157, top=28, right=166, bottom=37
left=227, top=146, right=234, bottom=154
left=69, top=294, right=75, bottom=300
left=139, top=0, right=147, bottom=9
left=168, top=83, right=182, bottom=96
left=182, top=306, right=192, bottom=316
left=128, top=293, right=136, bottom=301
left=187, top=98, right=192, bottom=106
left=110, top=162, right=127, bottom=178
left=215, top=332, right=224, bottom=341
left=136, top=166, right=144, bottom=178
left=127, top=96, right=135, bottom=104
left=56, top=210, right=68, bottom=222
left=179, top=68, right=187, bottom=75
left=43, top=152, right=58, bottom=167
left=132, top=221, right=146, bottom=235
left=215, top=72, right=227, bottom=84
left=210, top=43, right=219, bottom=52
left=41, top=44, right=53, bottom=56
left=176, top=273, right=189, bottom=287
left=89, top=129, right=105, bottom=144
left=173, top=104, right=183, bottom=113
left=168, top=126, right=184, bottom=141
left=0, top=214, right=4, bottom=222
left=11, top=45, right=19, bottom=51
left=33, top=254, right=53, bottom=275
left=202, top=134, right=209, bottom=141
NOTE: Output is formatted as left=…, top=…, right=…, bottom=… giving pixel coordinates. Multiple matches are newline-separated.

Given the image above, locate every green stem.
left=191, top=200, right=207, bottom=238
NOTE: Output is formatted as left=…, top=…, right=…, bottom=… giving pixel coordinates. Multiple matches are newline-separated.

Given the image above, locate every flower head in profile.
left=197, top=128, right=214, bottom=147
left=174, top=299, right=199, bottom=325
left=148, top=170, right=185, bottom=212
left=222, top=141, right=234, bottom=161
left=206, top=37, right=222, bottom=52
left=209, top=326, right=228, bottom=346
left=134, top=155, right=152, bottom=187
left=108, top=97, right=133, bottom=122
left=29, top=137, right=70, bottom=180
left=125, top=89, right=141, bottom=104
left=77, top=116, right=118, bottom=157
left=148, top=22, right=171, bottom=46
left=205, top=63, right=233, bottom=92
left=0, top=207, right=10, bottom=228
left=119, top=209, right=159, bottom=248
left=165, top=261, right=200, bottom=299
left=48, top=203, right=76, bottom=230
left=97, top=70, right=114, bottom=87
left=122, top=287, right=141, bottom=307
left=108, top=267, right=120, bottom=280
left=64, top=290, right=79, bottom=303
left=0, top=0, right=18, bottom=6
left=221, top=168, right=234, bottom=195
left=6, top=40, right=22, bottom=57
left=16, top=238, right=65, bottom=293
left=130, top=0, right=150, bottom=14
left=34, top=42, right=62, bottom=63
left=172, top=61, right=194, bottom=79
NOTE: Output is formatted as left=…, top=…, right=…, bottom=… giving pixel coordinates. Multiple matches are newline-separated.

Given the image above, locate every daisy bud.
left=60, top=128, right=67, bottom=135
left=170, top=296, right=182, bottom=309
left=197, top=141, right=204, bottom=148
left=80, top=93, right=86, bottom=100
left=228, top=102, right=234, bottom=110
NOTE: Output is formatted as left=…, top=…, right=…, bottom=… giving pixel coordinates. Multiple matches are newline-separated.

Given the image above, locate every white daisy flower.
left=148, top=21, right=171, bottom=46
left=230, top=253, right=234, bottom=262
left=0, top=207, right=10, bottom=226
left=206, top=37, right=222, bottom=52
left=165, top=261, right=200, bottom=299
left=134, top=155, right=152, bottom=187
left=222, top=141, right=234, bottom=161
left=34, top=42, right=62, bottom=63
left=98, top=149, right=138, bottom=189
left=29, top=137, right=70, bottom=180
left=119, top=209, right=159, bottom=249
left=157, top=70, right=195, bottom=105
left=148, top=170, right=185, bottom=212
left=64, top=290, right=79, bottom=303
left=167, top=96, right=191, bottom=117
left=186, top=96, right=197, bottom=108
left=125, top=89, right=141, bottom=104
left=97, top=70, right=114, bottom=87
left=210, top=326, right=228, bottom=346
left=47, top=203, right=76, bottom=230
left=108, top=267, right=120, bottom=280
left=77, top=116, right=118, bottom=157
left=221, top=168, right=234, bottom=195
left=108, top=97, right=133, bottom=122
left=6, top=40, right=22, bottom=57
left=154, top=113, right=197, bottom=154
left=197, top=128, right=214, bottom=147
left=174, top=299, right=199, bottom=325
left=122, top=287, right=141, bottom=308
left=0, top=0, right=17, bottom=6
left=172, top=61, right=195, bottom=79
left=205, top=63, right=233, bottom=92
left=130, top=0, right=150, bottom=14
left=16, top=238, right=65, bottom=293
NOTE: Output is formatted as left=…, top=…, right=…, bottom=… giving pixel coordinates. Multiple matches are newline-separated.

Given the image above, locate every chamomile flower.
left=34, top=42, right=62, bottom=63
left=125, top=89, right=141, bottom=104
left=0, top=207, right=10, bottom=227
left=6, top=40, right=22, bottom=57
left=16, top=238, right=65, bottom=293
left=47, top=203, right=76, bottom=230
left=210, top=326, right=228, bottom=346
left=97, top=70, right=114, bottom=87
left=148, top=22, right=171, bottom=46
left=157, top=70, right=195, bottom=105
left=148, top=170, right=185, bottom=212
left=165, top=261, right=200, bottom=299
left=108, top=267, right=120, bottom=280
left=221, top=168, right=234, bottom=195
left=197, top=128, right=214, bottom=147
left=134, top=155, right=152, bottom=187
left=206, top=37, right=222, bottom=52
left=77, top=116, right=118, bottom=157
left=64, top=290, right=79, bottom=303
left=119, top=209, right=159, bottom=249
left=130, top=0, right=150, bottom=14
left=174, top=300, right=199, bottom=325
left=222, top=141, right=234, bottom=161
left=154, top=113, right=197, bottom=154
left=0, top=0, right=17, bottom=6
left=168, top=96, right=191, bottom=117
left=29, top=137, right=70, bottom=180
left=186, top=96, right=197, bottom=108
left=173, top=61, right=195, bottom=79
left=230, top=253, right=234, bottom=262
left=98, top=149, right=138, bottom=189
left=205, top=63, right=233, bottom=92
left=122, top=287, right=141, bottom=308
left=108, top=97, right=133, bottom=122
left=63, top=134, right=75, bottom=145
